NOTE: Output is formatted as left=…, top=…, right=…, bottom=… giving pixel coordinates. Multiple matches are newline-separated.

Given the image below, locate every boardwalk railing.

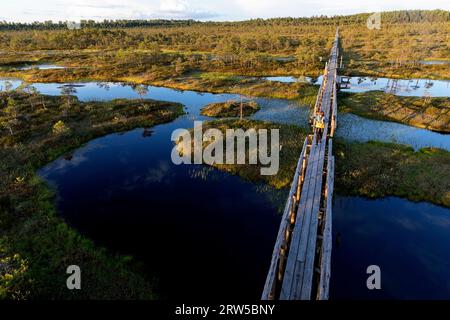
left=262, top=28, right=340, bottom=300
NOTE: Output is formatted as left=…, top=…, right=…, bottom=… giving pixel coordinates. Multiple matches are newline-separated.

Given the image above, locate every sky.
left=0, top=0, right=449, bottom=22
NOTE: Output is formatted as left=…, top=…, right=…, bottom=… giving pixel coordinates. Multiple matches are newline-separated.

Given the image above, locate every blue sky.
left=1, top=0, right=449, bottom=22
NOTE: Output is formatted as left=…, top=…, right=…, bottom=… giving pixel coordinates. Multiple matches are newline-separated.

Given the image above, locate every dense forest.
left=0, top=9, right=449, bottom=31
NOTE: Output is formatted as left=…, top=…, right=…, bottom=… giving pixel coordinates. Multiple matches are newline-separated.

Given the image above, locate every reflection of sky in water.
left=0, top=79, right=448, bottom=151
left=0, top=64, right=66, bottom=71
left=332, top=196, right=450, bottom=299
left=19, top=64, right=66, bottom=70
left=39, top=140, right=106, bottom=176
left=337, top=113, right=450, bottom=151
left=340, top=76, right=450, bottom=98
left=264, top=76, right=313, bottom=83
left=37, top=122, right=287, bottom=299
left=264, top=75, right=450, bottom=98
left=420, top=60, right=450, bottom=65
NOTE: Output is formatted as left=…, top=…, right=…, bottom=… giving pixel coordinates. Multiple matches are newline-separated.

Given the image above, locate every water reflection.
left=339, top=76, right=450, bottom=97
left=38, top=126, right=286, bottom=299
left=420, top=60, right=450, bottom=65
left=337, top=113, right=450, bottom=151
left=264, top=76, right=313, bottom=83
left=0, top=63, right=66, bottom=71
left=264, top=75, right=450, bottom=98
left=19, top=64, right=66, bottom=70
left=332, top=196, right=450, bottom=299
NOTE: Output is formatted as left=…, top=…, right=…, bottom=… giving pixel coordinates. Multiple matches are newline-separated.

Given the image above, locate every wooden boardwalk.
left=262, top=29, right=340, bottom=300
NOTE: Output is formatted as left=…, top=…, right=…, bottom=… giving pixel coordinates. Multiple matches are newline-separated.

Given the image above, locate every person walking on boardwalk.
left=315, top=111, right=325, bottom=143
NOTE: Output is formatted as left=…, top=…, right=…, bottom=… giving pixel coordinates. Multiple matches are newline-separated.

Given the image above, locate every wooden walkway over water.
left=262, top=29, right=340, bottom=300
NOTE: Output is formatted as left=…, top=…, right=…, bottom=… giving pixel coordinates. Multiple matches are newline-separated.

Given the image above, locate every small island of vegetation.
left=200, top=100, right=260, bottom=118
left=339, top=91, right=450, bottom=132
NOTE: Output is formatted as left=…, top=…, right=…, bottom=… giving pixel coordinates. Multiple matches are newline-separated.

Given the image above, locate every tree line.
left=0, top=9, right=448, bottom=31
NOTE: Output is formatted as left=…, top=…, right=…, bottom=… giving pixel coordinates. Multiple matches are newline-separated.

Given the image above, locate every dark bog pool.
left=38, top=121, right=288, bottom=299
left=331, top=196, right=450, bottom=299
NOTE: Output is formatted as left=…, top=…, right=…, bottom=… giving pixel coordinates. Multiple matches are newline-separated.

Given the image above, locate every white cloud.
left=159, top=0, right=218, bottom=19
left=160, top=0, right=189, bottom=13
left=233, top=0, right=450, bottom=18
left=65, top=0, right=157, bottom=20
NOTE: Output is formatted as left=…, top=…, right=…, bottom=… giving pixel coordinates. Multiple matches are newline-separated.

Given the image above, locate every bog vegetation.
left=200, top=100, right=260, bottom=118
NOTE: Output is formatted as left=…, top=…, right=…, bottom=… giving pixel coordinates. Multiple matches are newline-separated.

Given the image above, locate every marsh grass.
left=200, top=100, right=260, bottom=118
left=334, top=140, right=450, bottom=207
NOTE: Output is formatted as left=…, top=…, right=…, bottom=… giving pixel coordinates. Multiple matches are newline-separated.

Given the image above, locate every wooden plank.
left=279, top=130, right=322, bottom=297
left=317, top=139, right=334, bottom=300
left=297, top=86, right=333, bottom=297
left=287, top=106, right=331, bottom=298
left=296, top=55, right=336, bottom=299
left=283, top=47, right=337, bottom=299
left=330, top=79, right=337, bottom=137
left=315, top=46, right=338, bottom=299
left=298, top=125, right=329, bottom=299
left=262, top=137, right=308, bottom=299
left=288, top=132, right=323, bottom=299
left=261, top=137, right=308, bottom=299
left=279, top=135, right=320, bottom=299
left=316, top=59, right=337, bottom=299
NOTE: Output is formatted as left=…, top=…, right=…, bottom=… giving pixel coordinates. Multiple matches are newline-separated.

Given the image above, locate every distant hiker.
left=315, top=111, right=325, bottom=142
